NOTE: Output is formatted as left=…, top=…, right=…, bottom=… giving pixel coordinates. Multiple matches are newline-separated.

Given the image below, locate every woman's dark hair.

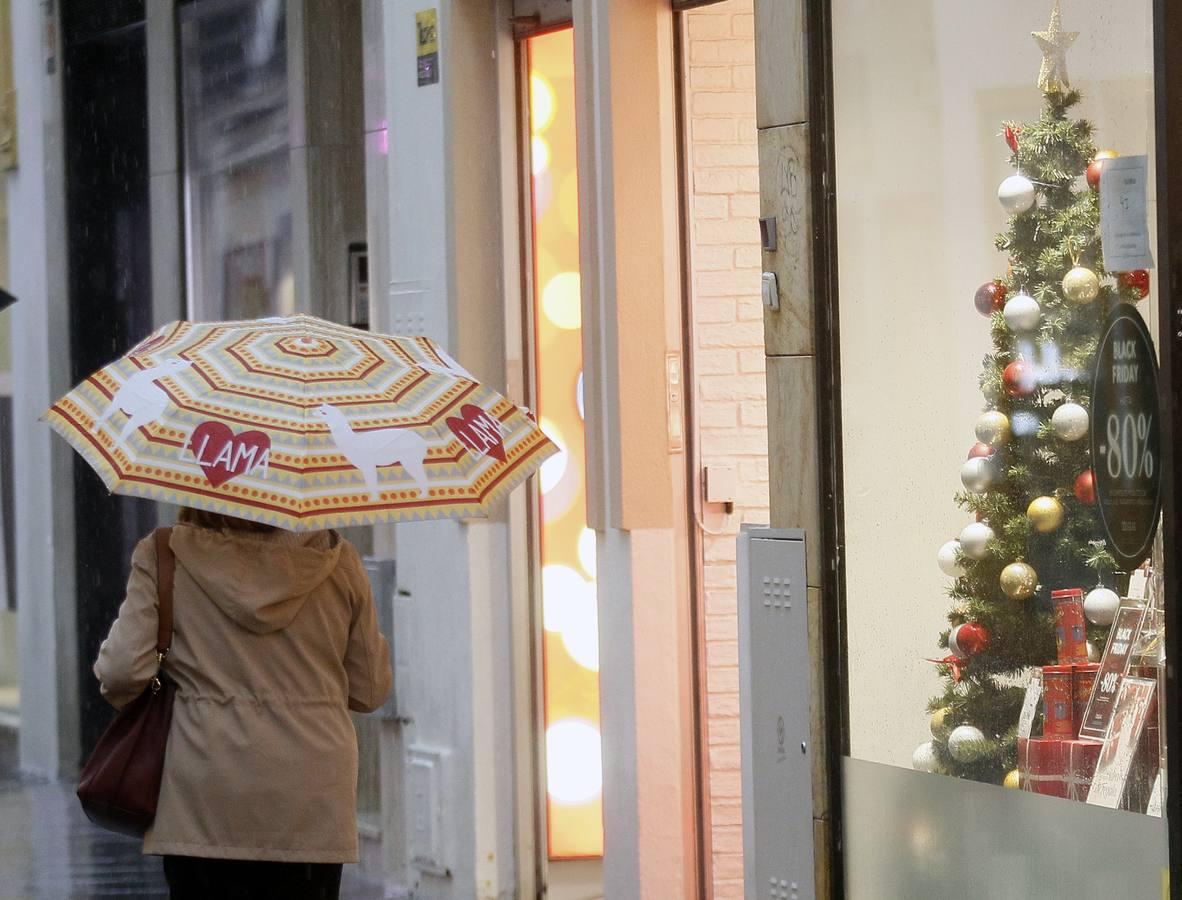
left=177, top=507, right=276, bottom=533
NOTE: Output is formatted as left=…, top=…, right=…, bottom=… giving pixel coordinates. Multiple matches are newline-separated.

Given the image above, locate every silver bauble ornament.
left=998, top=174, right=1036, bottom=213
left=937, top=540, right=966, bottom=578
left=912, top=741, right=940, bottom=773
left=960, top=457, right=994, bottom=493
left=975, top=410, right=1011, bottom=446
left=1062, top=265, right=1100, bottom=304
left=958, top=522, right=995, bottom=559
left=1003, top=291, right=1041, bottom=331
left=1051, top=401, right=1089, bottom=441
left=947, top=725, right=990, bottom=762
left=1084, top=586, right=1120, bottom=626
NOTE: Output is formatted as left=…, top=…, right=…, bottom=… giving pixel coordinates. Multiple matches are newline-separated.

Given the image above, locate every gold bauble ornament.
left=1000, top=561, right=1038, bottom=600
left=1062, top=265, right=1100, bottom=304
left=1003, top=769, right=1021, bottom=790
left=1027, top=496, right=1065, bottom=532
left=930, top=707, right=953, bottom=743
left=975, top=410, right=1011, bottom=446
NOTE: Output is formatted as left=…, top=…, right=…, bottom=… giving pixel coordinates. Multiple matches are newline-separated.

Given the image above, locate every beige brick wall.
left=684, top=3, right=764, bottom=898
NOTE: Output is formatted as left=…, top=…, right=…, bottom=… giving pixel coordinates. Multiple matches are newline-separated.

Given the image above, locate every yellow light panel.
left=527, top=27, right=604, bottom=861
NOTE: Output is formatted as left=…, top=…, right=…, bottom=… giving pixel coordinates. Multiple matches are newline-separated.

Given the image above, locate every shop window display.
left=836, top=0, right=1164, bottom=815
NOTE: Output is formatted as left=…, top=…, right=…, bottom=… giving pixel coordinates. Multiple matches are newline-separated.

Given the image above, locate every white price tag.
left=1127, top=569, right=1148, bottom=600
left=1100, top=155, right=1154, bottom=272
left=1017, top=672, right=1043, bottom=739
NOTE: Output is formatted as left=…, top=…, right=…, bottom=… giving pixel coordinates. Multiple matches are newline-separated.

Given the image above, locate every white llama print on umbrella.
left=312, top=403, right=430, bottom=500
left=93, top=358, right=192, bottom=448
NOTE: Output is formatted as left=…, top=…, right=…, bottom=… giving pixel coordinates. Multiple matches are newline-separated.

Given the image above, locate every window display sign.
left=1089, top=305, right=1161, bottom=570
left=1099, top=155, right=1154, bottom=272
left=1078, top=601, right=1148, bottom=740
left=1086, top=676, right=1156, bottom=808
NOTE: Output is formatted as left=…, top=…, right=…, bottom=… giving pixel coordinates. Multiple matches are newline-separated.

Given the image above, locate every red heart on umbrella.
left=446, top=404, right=506, bottom=463
left=190, top=421, right=272, bottom=487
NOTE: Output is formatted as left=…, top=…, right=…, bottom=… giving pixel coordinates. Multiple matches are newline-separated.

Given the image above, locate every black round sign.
left=1089, top=305, right=1162, bottom=570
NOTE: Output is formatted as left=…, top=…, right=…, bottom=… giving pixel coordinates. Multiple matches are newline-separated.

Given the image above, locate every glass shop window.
left=180, top=0, right=293, bottom=322
left=833, top=0, right=1166, bottom=815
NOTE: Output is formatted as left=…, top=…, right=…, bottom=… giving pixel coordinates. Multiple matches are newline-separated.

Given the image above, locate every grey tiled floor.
left=0, top=729, right=387, bottom=899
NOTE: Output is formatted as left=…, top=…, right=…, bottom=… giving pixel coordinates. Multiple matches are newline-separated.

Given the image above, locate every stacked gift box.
left=1017, top=589, right=1103, bottom=801
left=1017, top=662, right=1101, bottom=801
left=1015, top=588, right=1162, bottom=810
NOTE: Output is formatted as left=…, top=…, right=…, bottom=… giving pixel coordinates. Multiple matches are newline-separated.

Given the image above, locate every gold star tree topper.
left=1033, top=1, right=1079, bottom=93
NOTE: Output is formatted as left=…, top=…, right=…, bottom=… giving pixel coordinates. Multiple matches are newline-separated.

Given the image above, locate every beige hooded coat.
left=94, top=524, right=393, bottom=862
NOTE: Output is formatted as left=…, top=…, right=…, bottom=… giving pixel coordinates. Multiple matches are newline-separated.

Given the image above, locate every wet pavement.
left=0, top=728, right=389, bottom=899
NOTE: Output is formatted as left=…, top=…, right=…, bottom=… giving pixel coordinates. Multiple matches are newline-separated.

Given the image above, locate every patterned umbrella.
left=45, top=315, right=556, bottom=531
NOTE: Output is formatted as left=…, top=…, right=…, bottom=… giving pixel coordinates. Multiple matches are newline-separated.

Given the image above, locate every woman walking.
left=94, top=508, right=393, bottom=900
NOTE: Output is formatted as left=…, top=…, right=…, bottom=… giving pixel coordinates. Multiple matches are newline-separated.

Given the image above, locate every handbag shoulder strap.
left=154, top=527, right=175, bottom=658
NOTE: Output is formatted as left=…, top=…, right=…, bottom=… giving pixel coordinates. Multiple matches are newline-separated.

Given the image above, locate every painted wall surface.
left=831, top=0, right=1155, bottom=768
left=683, top=3, right=764, bottom=897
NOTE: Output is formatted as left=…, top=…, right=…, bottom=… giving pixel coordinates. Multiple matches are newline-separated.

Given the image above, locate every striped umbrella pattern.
left=45, top=315, right=556, bottom=531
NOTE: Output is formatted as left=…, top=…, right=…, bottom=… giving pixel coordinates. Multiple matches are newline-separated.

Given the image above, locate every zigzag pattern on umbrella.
left=45, top=315, right=556, bottom=531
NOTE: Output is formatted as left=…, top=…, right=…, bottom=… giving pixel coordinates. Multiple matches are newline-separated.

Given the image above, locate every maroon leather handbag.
left=77, top=527, right=176, bottom=837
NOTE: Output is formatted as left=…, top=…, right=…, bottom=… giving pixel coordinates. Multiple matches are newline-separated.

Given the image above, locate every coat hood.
left=170, top=525, right=342, bottom=634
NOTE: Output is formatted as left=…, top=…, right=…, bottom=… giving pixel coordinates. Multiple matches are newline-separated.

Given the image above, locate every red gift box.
left=1064, top=739, right=1102, bottom=801
left=1042, top=665, right=1074, bottom=738
left=1018, top=737, right=1068, bottom=798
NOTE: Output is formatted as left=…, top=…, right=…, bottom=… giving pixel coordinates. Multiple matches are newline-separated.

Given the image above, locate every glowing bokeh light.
left=530, top=74, right=556, bottom=133
left=578, top=528, right=596, bottom=577
left=560, top=596, right=600, bottom=672
left=545, top=720, right=604, bottom=805
left=542, top=272, right=582, bottom=330
left=532, top=136, right=551, bottom=176
left=539, top=419, right=568, bottom=495
left=542, top=564, right=593, bottom=633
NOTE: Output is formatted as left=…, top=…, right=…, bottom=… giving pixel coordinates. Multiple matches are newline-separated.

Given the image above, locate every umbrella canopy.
left=45, top=315, right=556, bottom=531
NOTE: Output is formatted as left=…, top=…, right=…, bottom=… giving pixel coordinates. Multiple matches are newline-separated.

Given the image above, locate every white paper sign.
left=1100, top=155, right=1154, bottom=272
left=1017, top=671, right=1043, bottom=739
left=1147, top=771, right=1164, bottom=817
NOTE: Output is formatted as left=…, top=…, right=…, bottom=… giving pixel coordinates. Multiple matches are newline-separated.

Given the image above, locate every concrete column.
left=572, top=1, right=698, bottom=897
left=753, top=0, right=833, bottom=893
left=8, top=0, right=78, bottom=779
left=375, top=3, right=519, bottom=897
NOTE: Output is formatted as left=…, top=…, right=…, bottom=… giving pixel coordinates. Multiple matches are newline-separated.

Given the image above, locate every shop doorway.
left=519, top=24, right=606, bottom=899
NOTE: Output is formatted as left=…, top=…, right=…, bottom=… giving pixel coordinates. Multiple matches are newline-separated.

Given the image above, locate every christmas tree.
left=916, top=1, right=1147, bottom=784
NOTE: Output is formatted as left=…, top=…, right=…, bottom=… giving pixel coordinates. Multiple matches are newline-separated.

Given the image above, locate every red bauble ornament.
left=974, top=280, right=1007, bottom=317
left=1119, top=269, right=1150, bottom=299
left=1003, top=359, right=1036, bottom=397
left=968, top=442, right=993, bottom=460
left=949, top=622, right=990, bottom=659
left=1086, top=160, right=1103, bottom=191
left=1075, top=469, right=1096, bottom=505
left=1004, top=125, right=1020, bottom=153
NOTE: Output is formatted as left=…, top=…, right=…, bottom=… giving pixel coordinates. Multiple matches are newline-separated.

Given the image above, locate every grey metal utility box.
left=738, top=526, right=814, bottom=900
